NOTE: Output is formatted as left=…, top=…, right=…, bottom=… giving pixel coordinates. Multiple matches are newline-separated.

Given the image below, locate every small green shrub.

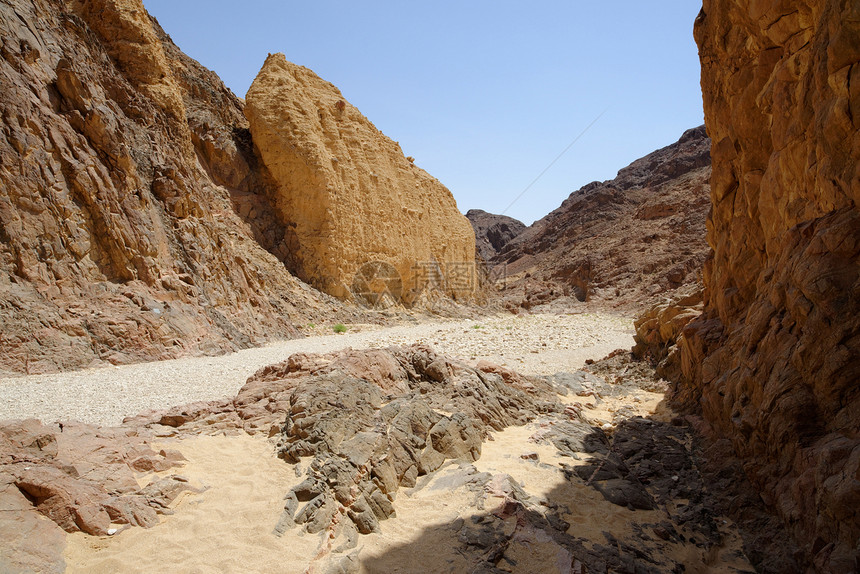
left=333, top=323, right=348, bottom=333
left=471, top=324, right=483, bottom=330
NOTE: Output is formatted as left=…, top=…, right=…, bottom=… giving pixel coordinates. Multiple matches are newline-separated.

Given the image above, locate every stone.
left=679, top=0, right=860, bottom=568
left=229, top=345, right=561, bottom=537
left=244, top=54, right=477, bottom=305
left=0, top=0, right=390, bottom=375
left=632, top=286, right=703, bottom=381
left=0, top=418, right=193, bottom=571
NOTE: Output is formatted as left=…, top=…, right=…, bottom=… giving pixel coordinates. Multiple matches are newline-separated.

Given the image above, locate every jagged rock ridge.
left=677, top=1, right=860, bottom=570
left=492, top=126, right=711, bottom=311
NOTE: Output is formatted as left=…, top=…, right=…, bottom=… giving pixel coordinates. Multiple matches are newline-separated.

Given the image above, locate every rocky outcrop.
left=465, top=209, right=526, bottom=262
left=244, top=54, right=477, bottom=306
left=632, top=287, right=703, bottom=382
left=679, top=1, right=860, bottom=569
left=0, top=0, right=376, bottom=374
left=134, top=344, right=559, bottom=537
left=494, top=127, right=711, bottom=312
left=0, top=418, right=195, bottom=570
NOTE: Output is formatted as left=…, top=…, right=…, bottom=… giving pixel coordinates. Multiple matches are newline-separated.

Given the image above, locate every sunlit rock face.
left=244, top=54, right=477, bottom=306
left=0, top=0, right=355, bottom=374
left=681, top=1, right=860, bottom=569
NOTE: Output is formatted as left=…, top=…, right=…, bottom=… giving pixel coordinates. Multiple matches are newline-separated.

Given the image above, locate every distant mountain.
left=492, top=126, right=711, bottom=311
left=465, top=209, right=526, bottom=262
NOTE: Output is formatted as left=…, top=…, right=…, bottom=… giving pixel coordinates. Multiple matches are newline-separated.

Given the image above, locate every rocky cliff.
left=465, top=209, right=526, bottom=262
left=680, top=1, right=860, bottom=569
left=0, top=0, right=491, bottom=375
left=0, top=0, right=354, bottom=375
left=493, top=127, right=711, bottom=311
left=244, top=54, right=477, bottom=307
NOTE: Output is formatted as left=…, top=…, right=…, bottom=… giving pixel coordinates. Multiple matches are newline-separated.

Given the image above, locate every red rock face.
left=682, top=1, right=860, bottom=569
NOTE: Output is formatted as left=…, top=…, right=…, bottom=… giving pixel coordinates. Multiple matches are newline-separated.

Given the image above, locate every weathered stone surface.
left=0, top=418, right=195, bottom=571
left=264, top=345, right=558, bottom=535
left=679, top=1, right=860, bottom=569
left=244, top=54, right=477, bottom=305
left=465, top=209, right=526, bottom=262
left=134, top=344, right=560, bottom=536
left=494, top=126, right=711, bottom=312
left=0, top=0, right=376, bottom=375
left=633, top=286, right=703, bottom=382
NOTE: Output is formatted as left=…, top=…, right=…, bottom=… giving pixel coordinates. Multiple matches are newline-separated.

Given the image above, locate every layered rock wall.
left=0, top=0, right=347, bottom=373
left=682, top=1, right=860, bottom=569
left=244, top=54, right=477, bottom=305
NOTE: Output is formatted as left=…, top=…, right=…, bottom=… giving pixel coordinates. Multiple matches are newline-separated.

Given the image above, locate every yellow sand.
left=63, top=433, right=318, bottom=573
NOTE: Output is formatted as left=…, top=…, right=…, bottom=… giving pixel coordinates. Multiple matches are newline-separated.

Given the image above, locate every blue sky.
left=145, top=1, right=704, bottom=225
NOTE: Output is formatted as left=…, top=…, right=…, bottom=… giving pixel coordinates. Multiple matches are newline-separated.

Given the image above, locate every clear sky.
left=144, top=1, right=704, bottom=226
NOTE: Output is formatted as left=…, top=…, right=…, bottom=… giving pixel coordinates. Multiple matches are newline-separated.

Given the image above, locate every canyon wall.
left=465, top=209, right=526, bottom=262
left=244, top=54, right=477, bottom=306
left=0, top=0, right=358, bottom=374
left=681, top=1, right=859, bottom=569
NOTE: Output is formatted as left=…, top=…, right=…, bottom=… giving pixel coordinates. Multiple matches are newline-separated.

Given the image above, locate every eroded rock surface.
left=679, top=1, right=860, bottom=569
left=466, top=209, right=526, bottom=263
left=0, top=418, right=194, bottom=570
left=493, top=126, right=711, bottom=312
left=0, top=0, right=384, bottom=375
left=244, top=54, right=478, bottom=305
left=136, top=344, right=559, bottom=538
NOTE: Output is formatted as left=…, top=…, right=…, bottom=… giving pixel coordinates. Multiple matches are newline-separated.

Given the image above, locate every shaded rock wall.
left=244, top=54, right=477, bottom=305
left=0, top=0, right=357, bottom=374
left=680, top=1, right=860, bottom=569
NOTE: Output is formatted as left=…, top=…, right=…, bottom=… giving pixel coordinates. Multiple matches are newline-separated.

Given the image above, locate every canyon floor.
left=1, top=312, right=766, bottom=573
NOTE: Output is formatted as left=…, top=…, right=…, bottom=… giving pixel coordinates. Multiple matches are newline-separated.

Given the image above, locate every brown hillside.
left=493, top=126, right=711, bottom=312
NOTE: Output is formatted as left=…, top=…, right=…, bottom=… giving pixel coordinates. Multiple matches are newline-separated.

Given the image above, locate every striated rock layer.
left=244, top=54, right=477, bottom=305
left=0, top=0, right=368, bottom=374
left=680, top=1, right=860, bottom=569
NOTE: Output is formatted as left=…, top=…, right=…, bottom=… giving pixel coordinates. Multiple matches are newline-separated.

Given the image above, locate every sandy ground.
left=63, top=405, right=753, bottom=573
left=63, top=433, right=318, bottom=574
left=0, top=312, right=633, bottom=426
left=3, top=310, right=754, bottom=573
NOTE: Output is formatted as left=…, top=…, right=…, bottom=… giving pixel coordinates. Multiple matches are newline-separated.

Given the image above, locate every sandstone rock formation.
left=678, top=1, right=860, bottom=569
left=244, top=54, right=477, bottom=306
left=465, top=209, right=526, bottom=262
left=493, top=126, right=711, bottom=312
left=632, top=286, right=703, bottom=383
left=0, top=0, right=379, bottom=374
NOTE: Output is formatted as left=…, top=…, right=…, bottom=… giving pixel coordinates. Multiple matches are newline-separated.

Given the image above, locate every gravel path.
left=0, top=312, right=633, bottom=426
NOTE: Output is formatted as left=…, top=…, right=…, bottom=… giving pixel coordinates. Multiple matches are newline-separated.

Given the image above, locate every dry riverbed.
left=0, top=312, right=633, bottom=426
